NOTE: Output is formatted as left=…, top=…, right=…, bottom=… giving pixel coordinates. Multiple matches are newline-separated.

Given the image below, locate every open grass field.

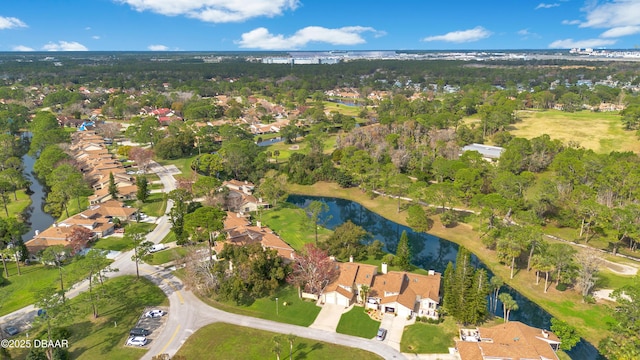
left=174, top=322, right=382, bottom=360
left=0, top=190, right=30, bottom=219
left=9, top=276, right=168, bottom=360
left=335, top=307, right=380, bottom=338
left=509, top=109, right=636, bottom=154
left=264, top=135, right=338, bottom=163
left=260, top=205, right=333, bottom=250
left=323, top=100, right=363, bottom=117
left=0, top=261, right=91, bottom=316
left=401, top=317, right=459, bottom=354
left=286, top=181, right=624, bottom=347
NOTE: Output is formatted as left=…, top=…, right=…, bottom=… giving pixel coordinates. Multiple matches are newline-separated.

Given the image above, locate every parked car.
left=129, top=328, right=150, bottom=337
left=126, top=336, right=148, bottom=347
left=149, top=244, right=166, bottom=253
left=375, top=328, right=387, bottom=341
left=144, top=309, right=165, bottom=318
left=3, top=326, right=19, bottom=336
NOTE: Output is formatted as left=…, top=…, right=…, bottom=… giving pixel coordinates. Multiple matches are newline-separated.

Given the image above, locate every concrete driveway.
left=380, top=313, right=415, bottom=350
left=310, top=303, right=352, bottom=332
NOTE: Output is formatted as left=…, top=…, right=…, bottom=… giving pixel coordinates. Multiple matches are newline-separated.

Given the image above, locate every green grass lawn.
left=57, top=196, right=91, bottom=221
left=93, top=236, right=133, bottom=251
left=0, top=261, right=91, bottom=316
left=174, top=270, right=320, bottom=327
left=336, top=307, right=380, bottom=338
left=160, top=230, right=176, bottom=244
left=401, top=318, right=459, bottom=354
left=0, top=190, right=30, bottom=219
left=126, top=192, right=166, bottom=217
left=125, top=222, right=156, bottom=234
left=156, top=154, right=197, bottom=177
left=260, top=205, right=333, bottom=251
left=146, top=247, right=189, bottom=265
left=9, top=275, right=168, bottom=360
left=174, top=322, right=382, bottom=360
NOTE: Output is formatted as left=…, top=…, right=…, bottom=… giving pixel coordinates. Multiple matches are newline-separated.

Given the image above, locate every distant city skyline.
left=2, top=1, right=640, bottom=52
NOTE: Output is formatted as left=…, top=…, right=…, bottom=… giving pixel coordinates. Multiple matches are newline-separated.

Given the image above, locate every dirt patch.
left=601, top=259, right=638, bottom=275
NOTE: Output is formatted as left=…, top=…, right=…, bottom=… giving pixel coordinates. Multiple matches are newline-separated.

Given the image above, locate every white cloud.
left=236, top=26, right=385, bottom=50
left=535, top=3, right=560, bottom=10
left=42, top=41, right=88, bottom=51
left=92, top=35, right=101, bottom=40
left=0, top=16, right=27, bottom=30
left=518, top=29, right=541, bottom=39
left=422, top=26, right=492, bottom=43
left=148, top=44, right=169, bottom=51
left=562, top=19, right=581, bottom=25
left=600, top=25, right=640, bottom=38
left=580, top=0, right=640, bottom=29
left=116, top=0, right=298, bottom=23
left=85, top=27, right=91, bottom=30
left=548, top=38, right=617, bottom=48
left=12, top=45, right=34, bottom=51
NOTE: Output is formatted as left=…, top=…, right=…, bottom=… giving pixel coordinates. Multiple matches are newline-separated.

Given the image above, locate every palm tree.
left=359, top=285, right=370, bottom=304
left=498, top=293, right=519, bottom=322
left=272, top=335, right=283, bottom=360
left=287, top=334, right=297, bottom=360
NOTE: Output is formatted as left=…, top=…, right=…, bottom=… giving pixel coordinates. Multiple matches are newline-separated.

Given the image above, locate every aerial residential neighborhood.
left=1, top=41, right=640, bottom=360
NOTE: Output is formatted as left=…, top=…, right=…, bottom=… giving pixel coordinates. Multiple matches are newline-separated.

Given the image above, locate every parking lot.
left=126, top=306, right=169, bottom=347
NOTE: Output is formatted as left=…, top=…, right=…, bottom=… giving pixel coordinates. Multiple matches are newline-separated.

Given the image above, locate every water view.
left=287, top=194, right=601, bottom=360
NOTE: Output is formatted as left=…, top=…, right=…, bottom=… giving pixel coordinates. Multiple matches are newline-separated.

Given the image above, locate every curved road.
left=1, top=161, right=407, bottom=360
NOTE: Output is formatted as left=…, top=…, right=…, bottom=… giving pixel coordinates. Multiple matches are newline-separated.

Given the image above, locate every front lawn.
left=336, top=306, right=380, bottom=338
left=401, top=318, right=458, bottom=354
left=174, top=322, right=382, bottom=360
left=93, top=236, right=133, bottom=251
left=9, top=276, right=168, bottom=360
left=260, top=205, right=332, bottom=251
left=126, top=192, right=166, bottom=217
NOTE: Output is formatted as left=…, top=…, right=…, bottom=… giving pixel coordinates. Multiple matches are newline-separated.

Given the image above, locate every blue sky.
left=1, top=0, right=640, bottom=51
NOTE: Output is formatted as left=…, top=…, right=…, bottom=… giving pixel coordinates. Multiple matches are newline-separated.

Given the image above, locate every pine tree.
left=442, top=262, right=457, bottom=317
left=108, top=172, right=118, bottom=199
left=136, top=176, right=149, bottom=203
left=395, top=230, right=412, bottom=271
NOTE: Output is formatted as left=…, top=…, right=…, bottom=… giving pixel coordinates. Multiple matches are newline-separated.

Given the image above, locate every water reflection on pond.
left=287, top=195, right=602, bottom=360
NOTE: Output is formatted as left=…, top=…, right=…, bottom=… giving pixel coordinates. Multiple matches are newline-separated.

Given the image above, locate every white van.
left=150, top=244, right=166, bottom=253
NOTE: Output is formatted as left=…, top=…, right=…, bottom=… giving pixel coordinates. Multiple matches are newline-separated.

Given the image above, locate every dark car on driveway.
left=129, top=328, right=150, bottom=337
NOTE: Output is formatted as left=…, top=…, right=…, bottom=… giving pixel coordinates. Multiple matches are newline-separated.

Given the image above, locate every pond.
left=287, top=195, right=602, bottom=360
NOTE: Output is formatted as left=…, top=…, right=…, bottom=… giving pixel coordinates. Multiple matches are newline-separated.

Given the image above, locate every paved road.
left=138, top=265, right=406, bottom=360
left=2, top=160, right=408, bottom=360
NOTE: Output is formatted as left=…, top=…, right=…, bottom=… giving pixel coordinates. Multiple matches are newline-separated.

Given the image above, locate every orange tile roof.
left=456, top=322, right=561, bottom=360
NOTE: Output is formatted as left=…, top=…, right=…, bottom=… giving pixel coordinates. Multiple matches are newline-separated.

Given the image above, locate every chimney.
left=349, top=255, right=354, bottom=263
left=542, top=330, right=549, bottom=338
left=381, top=262, right=388, bottom=274
left=428, top=270, right=435, bottom=276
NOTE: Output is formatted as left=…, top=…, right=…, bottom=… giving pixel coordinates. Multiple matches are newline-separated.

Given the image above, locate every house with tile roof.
left=321, top=261, right=441, bottom=318
left=320, top=259, right=378, bottom=307
left=456, top=321, right=561, bottom=360
left=215, top=212, right=295, bottom=262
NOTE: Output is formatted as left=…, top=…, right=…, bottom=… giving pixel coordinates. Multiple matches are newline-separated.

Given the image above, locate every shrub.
left=556, top=283, right=567, bottom=291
